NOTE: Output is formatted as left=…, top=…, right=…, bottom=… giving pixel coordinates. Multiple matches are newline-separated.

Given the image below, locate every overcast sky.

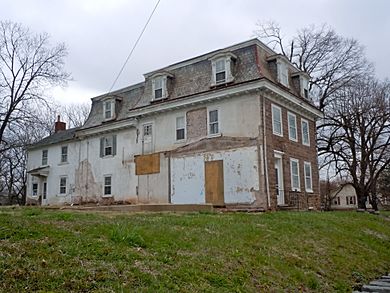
left=1, top=0, right=389, bottom=104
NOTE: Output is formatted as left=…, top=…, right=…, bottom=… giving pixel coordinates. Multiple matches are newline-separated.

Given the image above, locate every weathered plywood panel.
left=171, top=146, right=259, bottom=205
left=135, top=153, right=160, bottom=175
left=205, top=160, right=224, bottom=205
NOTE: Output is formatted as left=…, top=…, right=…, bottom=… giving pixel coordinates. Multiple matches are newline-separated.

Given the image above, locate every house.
left=330, top=183, right=358, bottom=210
left=26, top=39, right=323, bottom=210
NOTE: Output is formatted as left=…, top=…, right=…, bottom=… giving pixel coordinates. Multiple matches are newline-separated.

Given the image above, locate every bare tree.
left=254, top=22, right=373, bottom=110
left=319, top=78, right=390, bottom=210
left=59, top=102, right=91, bottom=128
left=0, top=21, right=69, bottom=153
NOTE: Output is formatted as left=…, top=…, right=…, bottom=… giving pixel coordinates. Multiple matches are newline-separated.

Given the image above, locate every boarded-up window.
left=135, top=153, right=160, bottom=175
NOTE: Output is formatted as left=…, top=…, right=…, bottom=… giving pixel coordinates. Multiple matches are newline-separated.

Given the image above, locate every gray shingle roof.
left=28, top=127, right=78, bottom=150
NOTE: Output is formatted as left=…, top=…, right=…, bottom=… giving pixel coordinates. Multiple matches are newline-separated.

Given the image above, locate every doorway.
left=205, top=160, right=224, bottom=205
left=274, top=156, right=284, bottom=205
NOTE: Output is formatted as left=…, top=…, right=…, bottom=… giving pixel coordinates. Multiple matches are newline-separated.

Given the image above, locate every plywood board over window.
left=135, top=153, right=160, bottom=175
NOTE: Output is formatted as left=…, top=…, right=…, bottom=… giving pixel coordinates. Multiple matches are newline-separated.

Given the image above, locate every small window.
left=279, top=62, right=289, bottom=87
left=301, top=119, right=310, bottom=146
left=176, top=116, right=185, bottom=141
left=272, top=105, right=282, bottom=136
left=61, top=146, right=68, bottom=163
left=59, top=177, right=67, bottom=194
left=104, top=175, right=112, bottom=196
left=290, top=158, right=300, bottom=191
left=32, top=183, right=38, bottom=196
left=42, top=149, right=48, bottom=165
left=209, top=109, right=219, bottom=135
left=154, top=77, right=163, bottom=99
left=304, top=162, right=313, bottom=192
left=103, top=100, right=115, bottom=120
left=215, top=59, right=226, bottom=84
left=288, top=112, right=297, bottom=141
left=301, top=77, right=309, bottom=99
left=100, top=135, right=117, bottom=157
left=143, top=124, right=152, bottom=137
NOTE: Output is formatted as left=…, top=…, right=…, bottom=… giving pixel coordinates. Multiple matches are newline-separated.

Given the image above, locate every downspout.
left=263, top=97, right=271, bottom=208
left=167, top=152, right=171, bottom=204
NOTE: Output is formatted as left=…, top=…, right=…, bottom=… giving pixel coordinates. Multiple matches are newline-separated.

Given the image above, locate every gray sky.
left=1, top=0, right=389, bottom=103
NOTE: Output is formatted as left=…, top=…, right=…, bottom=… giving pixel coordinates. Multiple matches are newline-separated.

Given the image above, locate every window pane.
left=105, top=101, right=112, bottom=119
left=216, top=71, right=226, bottom=83
left=302, top=120, right=309, bottom=145
left=104, top=186, right=111, bottom=195
left=176, top=116, right=184, bottom=129
left=42, top=150, right=48, bottom=165
left=210, top=123, right=219, bottom=134
left=304, top=163, right=312, bottom=191
left=155, top=77, right=163, bottom=89
left=144, top=124, right=152, bottom=136
left=291, top=160, right=300, bottom=190
left=216, top=59, right=225, bottom=72
left=104, top=176, right=111, bottom=186
left=209, top=110, right=218, bottom=123
left=176, top=129, right=185, bottom=140
left=154, top=88, right=163, bottom=99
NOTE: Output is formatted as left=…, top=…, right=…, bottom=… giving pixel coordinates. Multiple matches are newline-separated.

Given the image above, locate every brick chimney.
left=54, top=115, right=66, bottom=133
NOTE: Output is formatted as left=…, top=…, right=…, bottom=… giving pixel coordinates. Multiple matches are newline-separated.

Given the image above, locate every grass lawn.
left=1, top=208, right=390, bottom=292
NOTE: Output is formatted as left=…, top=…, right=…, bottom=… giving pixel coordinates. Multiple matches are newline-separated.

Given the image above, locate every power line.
left=107, top=0, right=161, bottom=94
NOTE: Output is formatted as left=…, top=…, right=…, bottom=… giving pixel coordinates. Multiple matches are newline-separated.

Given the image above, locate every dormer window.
left=154, top=76, right=163, bottom=99
left=278, top=60, right=289, bottom=87
left=301, top=77, right=309, bottom=99
left=215, top=59, right=226, bottom=84
left=103, top=99, right=115, bottom=120
left=210, top=52, right=236, bottom=86
left=151, top=73, right=173, bottom=101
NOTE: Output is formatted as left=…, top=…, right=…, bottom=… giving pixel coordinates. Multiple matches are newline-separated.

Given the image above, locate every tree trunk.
left=357, top=193, right=367, bottom=209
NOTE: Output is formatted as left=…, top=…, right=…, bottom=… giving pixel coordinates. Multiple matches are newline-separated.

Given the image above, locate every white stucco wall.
left=171, top=146, right=259, bottom=204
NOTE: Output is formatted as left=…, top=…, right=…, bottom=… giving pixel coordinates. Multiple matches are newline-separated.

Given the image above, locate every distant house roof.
left=28, top=127, right=79, bottom=150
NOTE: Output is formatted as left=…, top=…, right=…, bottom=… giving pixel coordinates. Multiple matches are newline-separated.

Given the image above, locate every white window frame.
left=103, top=175, right=112, bottom=197
left=210, top=53, right=236, bottom=86
left=272, top=104, right=283, bottom=136
left=103, top=99, right=115, bottom=120
left=304, top=161, right=313, bottom=193
left=60, top=145, right=68, bottom=163
left=215, top=58, right=226, bottom=84
left=287, top=112, right=298, bottom=142
left=207, top=108, right=220, bottom=136
left=301, top=118, right=310, bottom=146
left=290, top=158, right=300, bottom=192
left=175, top=115, right=186, bottom=141
left=59, top=176, right=67, bottom=195
left=42, top=149, right=48, bottom=165
left=152, top=75, right=170, bottom=101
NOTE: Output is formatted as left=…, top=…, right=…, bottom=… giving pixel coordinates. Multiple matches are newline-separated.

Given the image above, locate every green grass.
left=1, top=208, right=390, bottom=292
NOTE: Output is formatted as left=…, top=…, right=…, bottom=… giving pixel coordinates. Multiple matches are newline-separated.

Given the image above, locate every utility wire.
left=107, top=0, right=161, bottom=94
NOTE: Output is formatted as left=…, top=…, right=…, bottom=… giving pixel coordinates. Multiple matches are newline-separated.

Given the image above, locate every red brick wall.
left=263, top=97, right=320, bottom=210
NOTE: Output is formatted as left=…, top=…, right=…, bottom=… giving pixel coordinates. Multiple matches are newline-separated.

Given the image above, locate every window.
left=100, top=135, right=117, bottom=157
left=334, top=197, right=341, bottom=205
left=42, top=150, right=48, bottom=165
left=288, top=112, right=298, bottom=141
left=32, top=183, right=38, bottom=196
left=301, top=119, right=310, bottom=146
left=304, top=162, right=313, bottom=192
left=61, top=146, right=68, bottom=163
left=154, top=76, right=163, bottom=99
left=210, top=53, right=236, bottom=86
left=290, top=158, right=300, bottom=191
left=103, top=99, right=115, bottom=120
left=301, top=77, right=309, bottom=99
left=143, top=124, right=152, bottom=137
left=59, top=177, right=67, bottom=194
left=176, top=116, right=185, bottom=141
left=215, top=59, right=226, bottom=84
left=208, top=109, right=219, bottom=135
left=346, top=196, right=356, bottom=205
left=104, top=175, right=112, bottom=196
left=272, top=105, right=283, bottom=136
left=279, top=61, right=289, bottom=87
